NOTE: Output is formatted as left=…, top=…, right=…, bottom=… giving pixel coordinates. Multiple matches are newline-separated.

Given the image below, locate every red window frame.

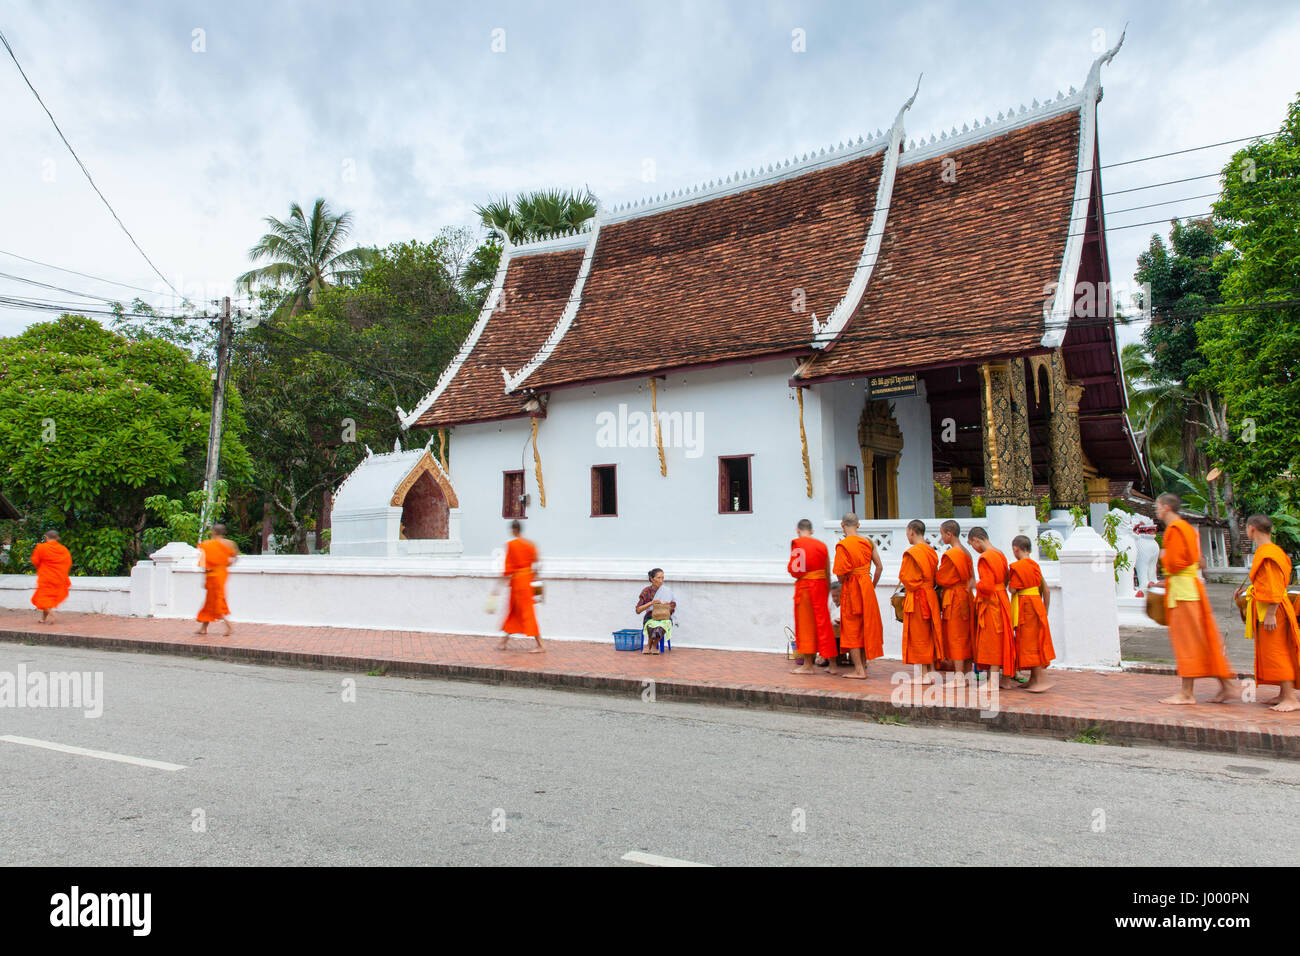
left=590, top=464, right=618, bottom=517
left=502, top=470, right=526, bottom=519
left=718, top=455, right=753, bottom=514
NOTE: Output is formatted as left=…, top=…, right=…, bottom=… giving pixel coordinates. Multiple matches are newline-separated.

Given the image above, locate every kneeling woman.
left=635, top=568, right=677, bottom=655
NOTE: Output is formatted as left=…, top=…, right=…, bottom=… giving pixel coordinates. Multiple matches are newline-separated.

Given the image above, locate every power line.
left=1100, top=132, right=1273, bottom=170
left=0, top=28, right=182, bottom=298
left=0, top=248, right=163, bottom=296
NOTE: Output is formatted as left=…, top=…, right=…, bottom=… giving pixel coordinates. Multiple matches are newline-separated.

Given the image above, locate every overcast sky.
left=2, top=1, right=1297, bottom=347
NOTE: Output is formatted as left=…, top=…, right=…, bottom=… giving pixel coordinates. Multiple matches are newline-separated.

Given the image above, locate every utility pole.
left=201, top=296, right=233, bottom=535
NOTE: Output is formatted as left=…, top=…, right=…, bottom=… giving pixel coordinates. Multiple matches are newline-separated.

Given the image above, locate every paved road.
left=1, top=643, right=1295, bottom=866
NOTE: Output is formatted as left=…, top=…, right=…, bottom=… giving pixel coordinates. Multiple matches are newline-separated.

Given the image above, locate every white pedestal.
left=1057, top=526, right=1121, bottom=668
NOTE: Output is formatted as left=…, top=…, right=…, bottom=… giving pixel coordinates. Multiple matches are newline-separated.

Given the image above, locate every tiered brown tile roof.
left=798, top=112, right=1080, bottom=381
left=518, top=151, right=886, bottom=390
left=413, top=248, right=583, bottom=428
left=414, top=102, right=1094, bottom=428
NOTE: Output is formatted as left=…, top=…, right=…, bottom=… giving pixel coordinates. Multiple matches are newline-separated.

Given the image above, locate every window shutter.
left=590, top=467, right=600, bottom=516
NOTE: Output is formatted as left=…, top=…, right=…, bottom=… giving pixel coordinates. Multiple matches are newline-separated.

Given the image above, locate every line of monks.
left=788, top=514, right=1055, bottom=691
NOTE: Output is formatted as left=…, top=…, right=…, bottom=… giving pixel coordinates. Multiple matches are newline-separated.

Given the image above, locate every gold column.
left=1085, top=476, right=1111, bottom=504
left=861, top=448, right=875, bottom=520
left=1048, top=351, right=1088, bottom=510
left=1007, top=357, right=1035, bottom=507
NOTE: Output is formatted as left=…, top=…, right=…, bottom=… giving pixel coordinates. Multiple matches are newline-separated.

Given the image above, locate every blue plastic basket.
left=613, top=628, right=644, bottom=651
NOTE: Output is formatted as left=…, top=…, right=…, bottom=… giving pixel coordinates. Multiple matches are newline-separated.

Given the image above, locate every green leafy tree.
left=236, top=198, right=374, bottom=316
left=1199, top=93, right=1300, bottom=555
left=233, top=240, right=475, bottom=551
left=0, top=315, right=251, bottom=574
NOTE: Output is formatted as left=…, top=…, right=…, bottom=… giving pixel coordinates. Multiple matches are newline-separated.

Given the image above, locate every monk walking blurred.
left=968, top=527, right=1017, bottom=689
left=195, top=524, right=238, bottom=636
left=1155, top=493, right=1236, bottom=704
left=1243, top=514, right=1299, bottom=712
left=898, top=520, right=943, bottom=683
left=788, top=518, right=837, bottom=675
left=935, top=519, right=975, bottom=679
left=1009, top=535, right=1055, bottom=692
left=30, top=530, right=72, bottom=625
left=499, top=520, right=544, bottom=653
left=833, top=513, right=883, bottom=679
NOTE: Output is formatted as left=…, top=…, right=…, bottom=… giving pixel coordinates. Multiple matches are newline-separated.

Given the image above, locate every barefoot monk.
left=1009, top=535, right=1055, bottom=693
left=833, top=513, right=883, bottom=680
left=1156, top=493, right=1236, bottom=705
left=30, top=530, right=72, bottom=625
left=499, top=520, right=545, bottom=653
left=788, top=518, right=837, bottom=675
left=1243, top=514, right=1299, bottom=713
left=196, top=524, right=238, bottom=636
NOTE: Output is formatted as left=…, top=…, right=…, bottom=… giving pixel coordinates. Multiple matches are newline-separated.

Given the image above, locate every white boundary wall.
left=112, top=538, right=1120, bottom=669
left=0, top=574, right=132, bottom=616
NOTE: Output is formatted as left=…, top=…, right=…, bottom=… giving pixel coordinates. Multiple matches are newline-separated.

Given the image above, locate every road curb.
left=2, top=628, right=1295, bottom=759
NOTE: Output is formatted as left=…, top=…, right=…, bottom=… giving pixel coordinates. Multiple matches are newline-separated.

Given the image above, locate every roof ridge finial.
left=1085, top=23, right=1126, bottom=99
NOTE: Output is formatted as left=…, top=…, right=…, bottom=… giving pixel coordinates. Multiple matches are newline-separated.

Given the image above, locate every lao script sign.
left=866, top=374, right=917, bottom=399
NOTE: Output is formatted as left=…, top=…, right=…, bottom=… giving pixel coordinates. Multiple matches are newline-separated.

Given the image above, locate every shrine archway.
left=858, top=399, right=903, bottom=519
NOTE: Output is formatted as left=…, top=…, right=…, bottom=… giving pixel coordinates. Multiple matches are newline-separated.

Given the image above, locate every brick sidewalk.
left=1, top=609, right=1296, bottom=758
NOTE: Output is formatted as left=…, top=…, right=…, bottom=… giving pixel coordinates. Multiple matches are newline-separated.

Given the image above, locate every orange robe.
left=1009, top=557, right=1055, bottom=669
left=834, top=535, right=883, bottom=659
left=1247, top=542, right=1300, bottom=687
left=196, top=538, right=234, bottom=622
left=899, top=542, right=944, bottom=665
left=935, top=546, right=975, bottom=662
left=1161, top=518, right=1233, bottom=679
left=30, top=540, right=72, bottom=610
left=788, top=536, right=836, bottom=658
left=502, top=537, right=540, bottom=637
left=974, top=549, right=1016, bottom=671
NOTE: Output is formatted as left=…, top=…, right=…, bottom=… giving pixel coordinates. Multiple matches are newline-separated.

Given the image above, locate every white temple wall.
left=449, top=357, right=835, bottom=563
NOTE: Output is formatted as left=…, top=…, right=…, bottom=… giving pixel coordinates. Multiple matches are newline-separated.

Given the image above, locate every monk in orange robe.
left=195, top=524, right=238, bottom=636
left=833, top=513, right=883, bottom=679
left=968, top=527, right=1017, bottom=689
left=498, top=520, right=544, bottom=653
left=30, top=530, right=72, bottom=624
left=1155, top=493, right=1236, bottom=704
left=1009, top=535, right=1055, bottom=693
left=1243, top=514, right=1299, bottom=712
left=935, top=519, right=975, bottom=678
left=899, top=519, right=944, bottom=682
left=788, top=518, right=837, bottom=674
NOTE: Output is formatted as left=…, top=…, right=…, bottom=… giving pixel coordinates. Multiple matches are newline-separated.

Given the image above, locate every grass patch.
left=875, top=713, right=910, bottom=726
left=1068, top=722, right=1108, bottom=745
left=365, top=666, right=389, bottom=677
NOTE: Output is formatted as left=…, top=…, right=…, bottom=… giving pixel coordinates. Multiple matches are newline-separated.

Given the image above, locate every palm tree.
left=237, top=199, right=373, bottom=316
left=474, top=188, right=597, bottom=244
left=1121, top=342, right=1191, bottom=481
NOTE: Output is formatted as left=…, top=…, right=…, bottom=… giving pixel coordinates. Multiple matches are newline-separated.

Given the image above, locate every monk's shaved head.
left=907, top=519, right=925, bottom=535
left=967, top=527, right=989, bottom=543
left=1011, top=535, right=1032, bottom=554
left=940, top=519, right=961, bottom=537
left=211, top=523, right=227, bottom=535
left=44, top=529, right=60, bottom=540
left=1247, top=514, right=1273, bottom=534
left=841, top=513, right=859, bottom=529
left=796, top=518, right=813, bottom=532
left=1156, top=493, right=1182, bottom=513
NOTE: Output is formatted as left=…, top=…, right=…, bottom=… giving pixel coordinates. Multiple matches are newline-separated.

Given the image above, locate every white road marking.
left=0, top=735, right=186, bottom=772
left=621, top=850, right=711, bottom=867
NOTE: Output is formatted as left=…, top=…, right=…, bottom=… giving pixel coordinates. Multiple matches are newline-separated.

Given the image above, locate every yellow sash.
left=1165, top=564, right=1200, bottom=606
left=799, top=569, right=828, bottom=581
left=1011, top=586, right=1040, bottom=626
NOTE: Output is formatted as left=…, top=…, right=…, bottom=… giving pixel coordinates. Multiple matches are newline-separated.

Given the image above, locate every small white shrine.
left=329, top=441, right=463, bottom=558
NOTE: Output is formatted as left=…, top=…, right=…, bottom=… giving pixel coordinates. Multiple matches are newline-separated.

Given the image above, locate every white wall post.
left=1056, top=525, right=1121, bottom=668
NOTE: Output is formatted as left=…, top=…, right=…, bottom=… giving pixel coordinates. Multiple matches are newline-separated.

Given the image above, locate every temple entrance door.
left=872, top=455, right=892, bottom=519
left=858, top=398, right=904, bottom=520
left=399, top=471, right=449, bottom=539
